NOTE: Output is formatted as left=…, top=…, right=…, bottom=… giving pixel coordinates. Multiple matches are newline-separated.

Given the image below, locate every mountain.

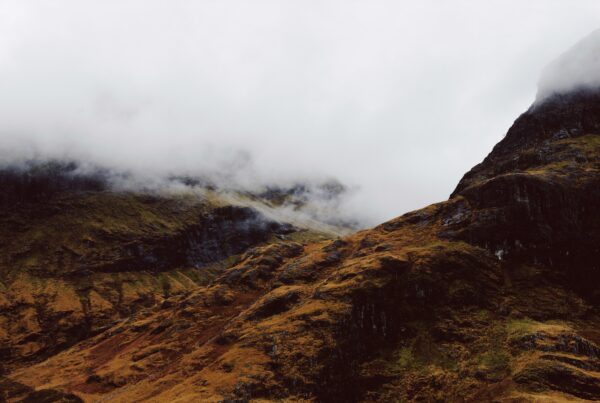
left=0, top=164, right=350, bottom=389
left=1, top=90, right=600, bottom=402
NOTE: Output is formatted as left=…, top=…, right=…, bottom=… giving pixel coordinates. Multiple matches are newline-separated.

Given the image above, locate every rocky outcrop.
left=450, top=92, right=600, bottom=303
left=453, top=90, right=600, bottom=194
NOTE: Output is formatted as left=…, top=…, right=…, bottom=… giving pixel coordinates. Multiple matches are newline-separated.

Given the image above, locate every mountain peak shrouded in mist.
left=3, top=49, right=600, bottom=401
left=536, top=28, right=600, bottom=103
left=2, top=4, right=600, bottom=402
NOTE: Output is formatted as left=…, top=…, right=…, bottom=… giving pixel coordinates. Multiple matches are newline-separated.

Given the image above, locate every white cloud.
left=536, top=28, right=600, bottom=103
left=0, top=0, right=599, bottom=225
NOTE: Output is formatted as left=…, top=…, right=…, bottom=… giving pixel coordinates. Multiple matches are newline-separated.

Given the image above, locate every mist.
left=537, top=28, right=600, bottom=103
left=1, top=1, right=599, bottom=226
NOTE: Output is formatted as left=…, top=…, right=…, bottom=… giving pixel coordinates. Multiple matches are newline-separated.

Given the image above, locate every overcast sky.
left=0, top=1, right=599, bottom=225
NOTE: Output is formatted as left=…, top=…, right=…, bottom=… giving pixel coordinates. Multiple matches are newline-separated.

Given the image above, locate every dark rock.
left=248, top=290, right=301, bottom=320
left=514, top=361, right=600, bottom=400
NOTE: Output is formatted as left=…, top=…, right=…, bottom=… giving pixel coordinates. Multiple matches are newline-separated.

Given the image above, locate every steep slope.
left=3, top=91, right=600, bottom=402
left=452, top=90, right=600, bottom=300
left=0, top=163, right=344, bottom=379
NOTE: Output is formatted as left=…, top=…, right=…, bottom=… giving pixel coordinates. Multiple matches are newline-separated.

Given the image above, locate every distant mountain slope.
left=0, top=164, right=347, bottom=378
left=2, top=91, right=600, bottom=402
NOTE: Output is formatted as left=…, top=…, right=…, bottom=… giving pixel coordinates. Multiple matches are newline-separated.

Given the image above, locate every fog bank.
left=537, top=29, right=600, bottom=103
left=1, top=1, right=599, bottom=225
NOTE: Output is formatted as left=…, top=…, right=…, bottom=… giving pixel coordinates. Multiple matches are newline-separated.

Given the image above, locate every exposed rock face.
left=454, top=90, right=600, bottom=193
left=451, top=91, right=600, bottom=302
left=2, top=91, right=600, bottom=402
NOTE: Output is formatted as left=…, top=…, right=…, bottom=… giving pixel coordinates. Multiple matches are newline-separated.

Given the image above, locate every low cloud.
left=1, top=1, right=599, bottom=226
left=536, top=29, right=600, bottom=103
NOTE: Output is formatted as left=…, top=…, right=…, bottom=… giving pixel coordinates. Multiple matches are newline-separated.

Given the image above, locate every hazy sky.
left=1, top=1, right=599, bottom=225
left=537, top=28, right=600, bottom=103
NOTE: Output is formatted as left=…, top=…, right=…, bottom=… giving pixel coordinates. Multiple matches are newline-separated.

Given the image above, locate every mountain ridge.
left=1, top=89, right=600, bottom=402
